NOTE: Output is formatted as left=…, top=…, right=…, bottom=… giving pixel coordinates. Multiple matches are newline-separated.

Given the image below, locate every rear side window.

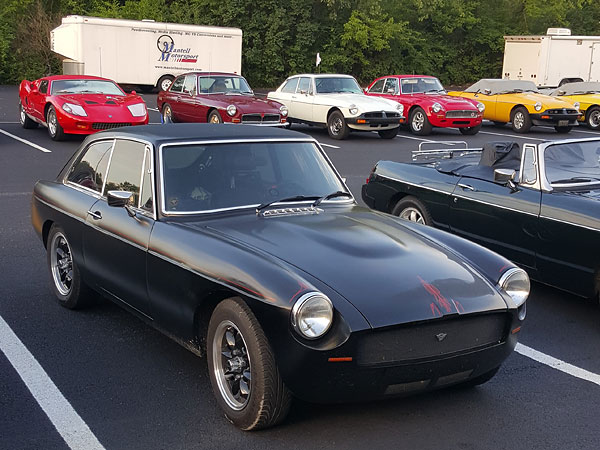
left=296, top=77, right=311, bottom=94
left=170, top=76, right=185, bottom=93
left=104, top=140, right=146, bottom=205
left=67, top=140, right=113, bottom=193
left=368, top=79, right=386, bottom=94
left=281, top=78, right=299, bottom=93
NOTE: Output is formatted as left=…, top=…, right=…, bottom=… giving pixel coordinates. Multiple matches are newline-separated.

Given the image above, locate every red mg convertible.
left=157, top=72, right=288, bottom=125
left=19, top=75, right=148, bottom=140
left=366, top=75, right=485, bottom=135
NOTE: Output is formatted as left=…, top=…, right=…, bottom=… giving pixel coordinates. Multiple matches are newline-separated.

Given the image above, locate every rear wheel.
left=327, top=110, right=350, bottom=139
left=19, top=101, right=38, bottom=129
left=554, top=126, right=572, bottom=133
left=391, top=196, right=432, bottom=226
left=510, top=107, right=531, bottom=133
left=459, top=124, right=482, bottom=135
left=46, top=106, right=65, bottom=141
left=378, top=127, right=399, bottom=139
left=208, top=110, right=223, bottom=124
left=585, top=106, right=600, bottom=130
left=157, top=75, right=174, bottom=92
left=207, top=298, right=291, bottom=430
left=409, top=107, right=432, bottom=135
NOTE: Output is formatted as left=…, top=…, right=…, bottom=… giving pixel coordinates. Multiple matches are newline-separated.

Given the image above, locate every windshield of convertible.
left=545, top=141, right=600, bottom=185
left=51, top=79, right=124, bottom=95
left=198, top=76, right=252, bottom=94
left=161, top=141, right=348, bottom=213
left=401, top=77, right=444, bottom=94
left=315, top=77, right=362, bottom=94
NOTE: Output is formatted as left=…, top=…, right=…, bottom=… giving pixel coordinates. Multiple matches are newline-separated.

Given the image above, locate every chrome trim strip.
left=375, top=173, right=452, bottom=196
left=538, top=214, right=600, bottom=233
left=64, top=181, right=103, bottom=199
left=101, top=139, right=116, bottom=195
left=451, top=193, right=540, bottom=217
left=290, top=292, right=333, bottom=339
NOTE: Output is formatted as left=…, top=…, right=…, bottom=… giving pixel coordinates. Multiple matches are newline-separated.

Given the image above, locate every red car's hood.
left=55, top=93, right=147, bottom=121
left=212, top=94, right=283, bottom=113
left=405, top=93, right=479, bottom=109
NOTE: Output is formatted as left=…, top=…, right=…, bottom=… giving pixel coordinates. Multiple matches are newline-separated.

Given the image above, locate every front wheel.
left=327, top=110, right=350, bottom=140
left=391, top=196, right=432, bottom=226
left=208, top=110, right=223, bottom=124
left=46, top=105, right=65, bottom=141
left=207, top=298, right=291, bottom=430
left=409, top=107, right=432, bottom=135
left=378, top=127, right=399, bottom=139
left=586, top=106, right=600, bottom=130
left=162, top=103, right=175, bottom=123
left=511, top=107, right=532, bottom=133
left=459, top=124, right=482, bottom=135
left=19, top=102, right=38, bottom=129
left=554, top=126, right=572, bottom=133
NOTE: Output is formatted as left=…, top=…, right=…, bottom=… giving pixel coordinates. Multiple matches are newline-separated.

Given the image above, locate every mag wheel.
left=586, top=106, right=600, bottom=130
left=510, top=107, right=531, bottom=133
left=392, top=196, right=432, bottom=226
left=327, top=110, right=350, bottom=140
left=19, top=102, right=37, bottom=129
left=207, top=298, right=291, bottom=430
left=208, top=110, right=223, bottom=124
left=409, top=107, right=432, bottom=135
left=46, top=106, right=65, bottom=141
left=162, top=104, right=175, bottom=123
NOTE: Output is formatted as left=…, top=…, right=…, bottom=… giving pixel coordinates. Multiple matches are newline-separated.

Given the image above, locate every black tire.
left=554, top=126, right=572, bottom=133
left=157, top=75, right=174, bottom=92
left=510, top=107, right=532, bottom=133
left=459, top=367, right=500, bottom=388
left=585, top=106, right=600, bottom=130
left=493, top=121, right=506, bottom=127
left=327, top=110, right=350, bottom=140
left=378, top=127, right=399, bottom=139
left=208, top=110, right=223, bottom=124
left=46, top=224, right=91, bottom=309
left=409, top=107, right=432, bottom=135
left=391, top=196, right=432, bottom=226
left=46, top=105, right=65, bottom=141
left=207, top=298, right=291, bottom=430
left=162, top=103, right=176, bottom=123
left=19, top=101, right=38, bottom=129
left=459, top=124, right=482, bottom=135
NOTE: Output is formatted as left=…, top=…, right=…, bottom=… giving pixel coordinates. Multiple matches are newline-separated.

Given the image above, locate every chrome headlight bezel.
left=279, top=105, right=288, bottom=117
left=62, top=102, right=87, bottom=117
left=396, top=102, right=404, bottom=115
left=226, top=104, right=237, bottom=116
left=477, top=102, right=485, bottom=113
left=291, top=292, right=334, bottom=340
left=127, top=103, right=147, bottom=117
left=349, top=104, right=359, bottom=115
left=432, top=102, right=442, bottom=113
left=534, top=102, right=542, bottom=112
left=573, top=101, right=580, bottom=110
left=498, top=267, right=530, bottom=308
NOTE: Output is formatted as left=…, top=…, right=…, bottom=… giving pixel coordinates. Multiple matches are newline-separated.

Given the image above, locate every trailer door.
left=590, top=43, right=600, bottom=82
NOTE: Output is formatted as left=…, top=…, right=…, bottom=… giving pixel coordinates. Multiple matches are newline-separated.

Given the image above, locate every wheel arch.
left=44, top=102, right=54, bottom=120
left=41, top=219, right=54, bottom=249
left=387, top=191, right=410, bottom=214
left=207, top=107, right=221, bottom=121
left=510, top=104, right=527, bottom=116
left=194, top=289, right=243, bottom=354
left=326, top=106, right=343, bottom=119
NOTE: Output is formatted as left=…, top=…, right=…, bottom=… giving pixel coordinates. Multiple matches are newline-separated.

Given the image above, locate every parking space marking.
left=319, top=142, right=340, bottom=149
left=0, top=121, right=19, bottom=124
left=148, top=107, right=159, bottom=112
left=516, top=343, right=600, bottom=387
left=0, top=129, right=51, bottom=153
left=0, top=315, right=105, bottom=450
left=479, top=130, right=547, bottom=141
left=395, top=134, right=436, bottom=143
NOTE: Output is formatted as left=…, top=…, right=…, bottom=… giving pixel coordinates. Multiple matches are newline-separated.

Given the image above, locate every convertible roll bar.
left=412, top=141, right=482, bottom=162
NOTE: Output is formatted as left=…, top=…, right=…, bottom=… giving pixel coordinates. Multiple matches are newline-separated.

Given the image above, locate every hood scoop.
left=259, top=206, right=320, bottom=217
left=105, top=100, right=117, bottom=105
left=84, top=100, right=99, bottom=105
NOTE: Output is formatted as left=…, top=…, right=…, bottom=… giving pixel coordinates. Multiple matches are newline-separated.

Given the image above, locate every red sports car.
left=157, top=72, right=288, bottom=125
left=365, top=75, right=485, bottom=135
left=19, top=75, right=149, bottom=141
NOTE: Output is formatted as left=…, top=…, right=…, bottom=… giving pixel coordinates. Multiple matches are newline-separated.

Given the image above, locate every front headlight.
left=432, top=102, right=442, bottom=113
left=349, top=104, right=359, bottom=115
left=226, top=104, right=237, bottom=116
left=574, top=102, right=580, bottom=110
left=534, top=102, right=542, bottom=112
left=477, top=102, right=485, bottom=112
left=279, top=105, right=288, bottom=117
left=62, top=103, right=87, bottom=117
left=499, top=268, right=530, bottom=308
left=127, top=103, right=147, bottom=117
left=396, top=102, right=404, bottom=115
left=291, top=293, right=333, bottom=339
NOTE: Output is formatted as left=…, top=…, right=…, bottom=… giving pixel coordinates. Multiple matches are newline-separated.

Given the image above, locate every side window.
left=38, top=80, right=49, bottom=94
left=521, top=146, right=537, bottom=184
left=198, top=77, right=212, bottom=93
left=384, top=78, right=399, bottom=94
left=296, top=77, right=311, bottom=94
left=104, top=140, right=146, bottom=206
left=281, top=78, right=299, bottom=93
left=368, top=79, right=386, bottom=94
left=183, top=75, right=197, bottom=95
left=170, top=76, right=185, bottom=93
left=139, top=147, right=154, bottom=212
left=67, top=140, right=113, bottom=193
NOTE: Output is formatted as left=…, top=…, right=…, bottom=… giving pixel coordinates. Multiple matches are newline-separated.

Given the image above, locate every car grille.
left=363, top=111, right=401, bottom=118
left=445, top=110, right=478, bottom=118
left=546, top=108, right=579, bottom=114
left=92, top=122, right=132, bottom=130
left=356, top=313, right=508, bottom=366
left=241, top=114, right=281, bottom=124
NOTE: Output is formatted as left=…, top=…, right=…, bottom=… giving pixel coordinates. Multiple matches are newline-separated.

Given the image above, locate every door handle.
left=291, top=96, right=297, bottom=99
left=87, top=210, right=102, bottom=220
left=458, top=183, right=475, bottom=191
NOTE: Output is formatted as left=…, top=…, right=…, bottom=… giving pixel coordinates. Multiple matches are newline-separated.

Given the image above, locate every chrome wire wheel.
left=329, top=116, right=344, bottom=135
left=47, top=109, right=58, bottom=136
left=412, top=111, right=425, bottom=131
left=513, top=111, right=525, bottom=129
left=49, top=231, right=73, bottom=297
left=399, top=207, right=425, bottom=224
left=212, top=320, right=252, bottom=411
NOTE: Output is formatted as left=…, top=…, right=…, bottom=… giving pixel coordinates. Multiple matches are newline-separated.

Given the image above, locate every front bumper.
left=346, top=111, right=403, bottom=130
left=55, top=108, right=148, bottom=135
left=429, top=111, right=482, bottom=128
left=530, top=109, right=581, bottom=127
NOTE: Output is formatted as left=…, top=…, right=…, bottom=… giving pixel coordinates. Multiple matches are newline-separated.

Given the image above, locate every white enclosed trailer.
left=51, top=16, right=242, bottom=91
left=502, top=28, right=600, bottom=88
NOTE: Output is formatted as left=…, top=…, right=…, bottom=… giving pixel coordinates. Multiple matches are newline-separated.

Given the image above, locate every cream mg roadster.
left=267, top=74, right=404, bottom=140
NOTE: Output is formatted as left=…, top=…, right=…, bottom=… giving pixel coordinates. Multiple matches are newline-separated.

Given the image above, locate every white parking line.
left=319, top=142, right=340, bottom=149
left=0, top=315, right=105, bottom=450
left=148, top=107, right=160, bottom=112
left=515, top=343, right=600, bottom=387
left=0, top=121, right=19, bottom=124
left=0, top=129, right=51, bottom=153
left=479, top=130, right=547, bottom=141
left=396, top=134, right=437, bottom=143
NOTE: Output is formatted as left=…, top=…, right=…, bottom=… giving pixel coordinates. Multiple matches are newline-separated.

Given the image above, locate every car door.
left=448, top=146, right=541, bottom=270
left=290, top=77, right=314, bottom=121
left=178, top=74, right=198, bottom=121
left=166, top=75, right=186, bottom=121
left=29, top=79, right=49, bottom=121
left=195, top=76, right=213, bottom=122
left=83, top=139, right=155, bottom=317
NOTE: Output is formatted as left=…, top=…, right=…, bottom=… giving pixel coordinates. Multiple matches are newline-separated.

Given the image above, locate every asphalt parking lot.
left=1, top=84, right=599, bottom=450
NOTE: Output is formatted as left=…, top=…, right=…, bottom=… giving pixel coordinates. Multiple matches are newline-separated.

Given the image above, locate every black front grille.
left=356, top=313, right=508, bottom=366
left=241, top=114, right=281, bottom=124
left=546, top=108, right=578, bottom=114
left=363, top=111, right=401, bottom=119
left=263, top=114, right=280, bottom=123
left=92, top=122, right=131, bottom=130
left=446, top=110, right=478, bottom=118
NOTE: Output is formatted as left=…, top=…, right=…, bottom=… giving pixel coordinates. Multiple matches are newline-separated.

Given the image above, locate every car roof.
left=84, top=123, right=314, bottom=147
left=43, top=75, right=114, bottom=82
left=288, top=73, right=355, bottom=79
left=176, top=72, right=242, bottom=77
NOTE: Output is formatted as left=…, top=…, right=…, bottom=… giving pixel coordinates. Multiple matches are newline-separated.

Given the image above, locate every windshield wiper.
left=256, top=195, right=321, bottom=212
left=312, top=191, right=353, bottom=207
left=552, top=176, right=600, bottom=184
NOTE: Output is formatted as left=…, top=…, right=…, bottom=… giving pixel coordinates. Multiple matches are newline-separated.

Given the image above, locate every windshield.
left=401, top=77, right=444, bottom=94
left=315, top=77, right=362, bottom=94
left=51, top=79, right=124, bottom=95
left=161, top=141, right=348, bottom=213
left=544, top=141, right=600, bottom=185
left=198, top=76, right=252, bottom=94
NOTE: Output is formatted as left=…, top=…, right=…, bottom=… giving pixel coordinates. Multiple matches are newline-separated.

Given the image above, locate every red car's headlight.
left=127, top=103, right=147, bottom=117
left=62, top=103, right=87, bottom=117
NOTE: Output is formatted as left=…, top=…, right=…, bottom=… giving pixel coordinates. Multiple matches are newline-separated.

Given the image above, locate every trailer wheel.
left=157, top=75, right=174, bottom=92
left=586, top=106, right=600, bottom=130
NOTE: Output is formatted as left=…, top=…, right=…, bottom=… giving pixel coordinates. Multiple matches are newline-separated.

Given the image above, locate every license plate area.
left=558, top=120, right=569, bottom=126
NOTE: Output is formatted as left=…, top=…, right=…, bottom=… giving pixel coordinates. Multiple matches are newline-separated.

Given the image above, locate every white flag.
left=316, top=52, right=321, bottom=67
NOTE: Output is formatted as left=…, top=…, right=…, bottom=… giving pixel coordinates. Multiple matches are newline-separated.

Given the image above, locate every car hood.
left=499, top=92, right=576, bottom=107
left=56, top=93, right=143, bottom=107
left=558, top=93, right=600, bottom=105
left=215, top=94, right=283, bottom=112
left=315, top=93, right=400, bottom=111
left=402, top=93, right=479, bottom=109
left=190, top=207, right=509, bottom=328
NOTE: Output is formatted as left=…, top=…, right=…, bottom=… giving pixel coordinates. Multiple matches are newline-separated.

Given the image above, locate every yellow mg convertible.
left=549, top=82, right=600, bottom=130
left=449, top=79, right=581, bottom=133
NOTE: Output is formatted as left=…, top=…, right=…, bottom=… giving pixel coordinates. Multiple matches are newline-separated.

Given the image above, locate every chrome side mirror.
left=494, top=169, right=518, bottom=190
left=107, top=190, right=136, bottom=216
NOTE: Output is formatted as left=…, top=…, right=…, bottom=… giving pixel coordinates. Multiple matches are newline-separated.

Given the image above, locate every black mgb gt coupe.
left=32, top=124, right=528, bottom=430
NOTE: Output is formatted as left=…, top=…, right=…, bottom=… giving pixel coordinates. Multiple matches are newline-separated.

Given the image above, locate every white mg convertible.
left=268, top=74, right=404, bottom=140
